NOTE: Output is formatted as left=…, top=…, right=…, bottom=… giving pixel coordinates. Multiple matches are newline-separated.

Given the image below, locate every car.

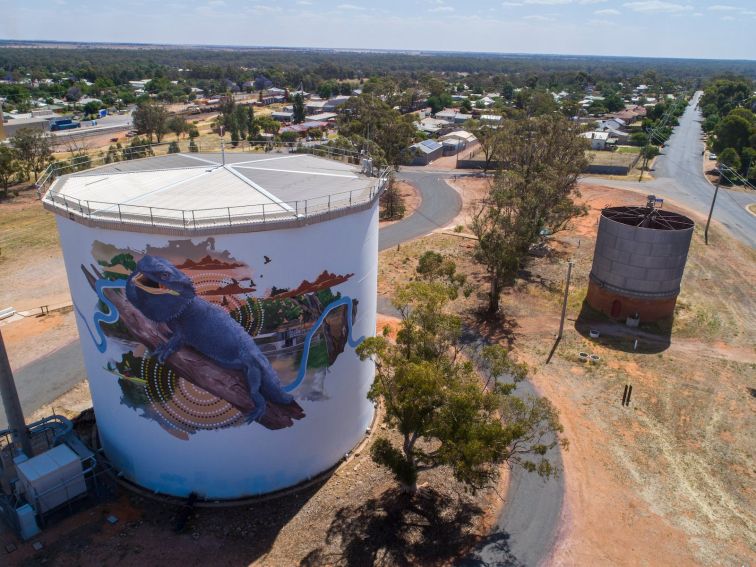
left=709, top=153, right=717, bottom=160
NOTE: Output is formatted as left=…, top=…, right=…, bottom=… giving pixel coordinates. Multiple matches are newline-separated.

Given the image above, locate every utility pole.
left=704, top=170, right=721, bottom=245
left=0, top=327, right=33, bottom=456
left=557, top=260, right=574, bottom=340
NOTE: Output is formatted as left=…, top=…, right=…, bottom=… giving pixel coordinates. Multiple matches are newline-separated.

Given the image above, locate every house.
left=307, top=112, right=338, bottom=123
left=453, top=112, right=473, bottom=125
left=129, top=79, right=150, bottom=90
left=410, top=139, right=444, bottom=165
left=597, top=118, right=627, bottom=131
left=279, top=121, right=328, bottom=134
left=266, top=87, right=287, bottom=96
left=442, top=138, right=465, bottom=156
left=435, top=109, right=458, bottom=123
left=595, top=123, right=630, bottom=143
left=439, top=130, right=477, bottom=148
left=580, top=131, right=610, bottom=150
left=306, top=99, right=328, bottom=114
left=480, top=114, right=502, bottom=126
left=416, top=117, right=450, bottom=136
left=271, top=111, right=294, bottom=122
left=476, top=96, right=495, bottom=107
left=324, top=96, right=351, bottom=112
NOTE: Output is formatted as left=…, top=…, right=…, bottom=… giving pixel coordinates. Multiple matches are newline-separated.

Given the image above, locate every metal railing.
left=38, top=139, right=390, bottom=232
left=36, top=138, right=375, bottom=194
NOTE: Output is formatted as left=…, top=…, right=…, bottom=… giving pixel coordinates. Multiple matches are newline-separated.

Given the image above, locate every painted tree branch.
left=81, top=265, right=305, bottom=430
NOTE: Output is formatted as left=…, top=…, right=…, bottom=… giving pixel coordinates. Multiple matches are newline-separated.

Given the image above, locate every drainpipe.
left=0, top=327, right=33, bottom=456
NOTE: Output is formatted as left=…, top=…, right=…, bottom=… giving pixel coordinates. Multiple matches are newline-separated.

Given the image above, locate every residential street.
left=585, top=91, right=754, bottom=248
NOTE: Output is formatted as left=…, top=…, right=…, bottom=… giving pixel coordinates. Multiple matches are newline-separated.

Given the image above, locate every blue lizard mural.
left=77, top=249, right=365, bottom=431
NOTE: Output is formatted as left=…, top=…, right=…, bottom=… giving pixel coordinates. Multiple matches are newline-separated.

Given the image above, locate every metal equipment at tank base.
left=587, top=196, right=694, bottom=323
left=0, top=414, right=118, bottom=540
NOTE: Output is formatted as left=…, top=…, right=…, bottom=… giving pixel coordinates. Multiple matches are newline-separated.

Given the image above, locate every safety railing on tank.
left=37, top=138, right=390, bottom=231
left=35, top=138, right=377, bottom=196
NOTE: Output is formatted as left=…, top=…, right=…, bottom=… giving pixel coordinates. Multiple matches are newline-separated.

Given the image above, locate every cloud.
left=208, top=0, right=225, bottom=5
left=594, top=8, right=620, bottom=15
left=720, top=15, right=735, bottom=20
left=337, top=3, right=365, bottom=9
left=523, top=14, right=556, bottom=19
left=707, top=4, right=737, bottom=10
left=501, top=1, right=523, bottom=5
left=429, top=5, right=455, bottom=12
left=623, top=1, right=692, bottom=13
left=524, top=0, right=571, bottom=4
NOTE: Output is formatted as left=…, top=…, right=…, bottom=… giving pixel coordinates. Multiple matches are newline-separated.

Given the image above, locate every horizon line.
left=1, top=38, right=755, bottom=64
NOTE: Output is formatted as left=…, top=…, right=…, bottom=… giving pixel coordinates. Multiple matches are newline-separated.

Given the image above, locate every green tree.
left=133, top=102, right=169, bottom=143
left=629, top=132, right=648, bottom=147
left=188, top=139, right=199, bottom=153
left=82, top=100, right=101, bottom=117
left=0, top=146, right=21, bottom=195
left=718, top=147, right=741, bottom=184
left=167, top=115, right=188, bottom=140
left=339, top=95, right=416, bottom=168
left=357, top=276, right=564, bottom=495
left=292, top=93, right=306, bottom=124
left=471, top=116, right=587, bottom=314
left=168, top=141, right=180, bottom=154
left=11, top=128, right=52, bottom=182
left=465, top=119, right=502, bottom=171
left=714, top=113, right=753, bottom=154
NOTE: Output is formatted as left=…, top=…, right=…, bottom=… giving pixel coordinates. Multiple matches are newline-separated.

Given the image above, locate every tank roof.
left=601, top=206, right=694, bottom=231
left=42, top=152, right=385, bottom=234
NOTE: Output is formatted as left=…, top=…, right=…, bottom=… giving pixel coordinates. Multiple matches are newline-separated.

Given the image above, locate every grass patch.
left=0, top=200, right=59, bottom=265
left=616, top=146, right=641, bottom=154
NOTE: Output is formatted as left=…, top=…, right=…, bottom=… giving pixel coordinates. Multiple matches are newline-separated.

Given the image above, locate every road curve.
left=378, top=170, right=463, bottom=250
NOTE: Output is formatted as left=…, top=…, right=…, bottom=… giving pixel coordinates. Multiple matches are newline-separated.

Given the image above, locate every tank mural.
left=54, top=203, right=378, bottom=498
left=76, top=237, right=362, bottom=438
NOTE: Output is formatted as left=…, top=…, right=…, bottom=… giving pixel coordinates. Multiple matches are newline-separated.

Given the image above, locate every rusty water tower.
left=587, top=196, right=694, bottom=322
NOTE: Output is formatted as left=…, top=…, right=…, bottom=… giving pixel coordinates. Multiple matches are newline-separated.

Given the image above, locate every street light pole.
left=557, top=260, right=574, bottom=340
left=0, top=327, right=33, bottom=456
left=704, top=169, right=721, bottom=245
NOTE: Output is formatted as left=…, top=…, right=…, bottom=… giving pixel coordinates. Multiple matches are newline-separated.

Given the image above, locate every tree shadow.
left=517, top=269, right=560, bottom=295
left=459, top=529, right=524, bottom=567
left=575, top=299, right=671, bottom=354
left=300, top=487, right=482, bottom=567
left=468, top=310, right=519, bottom=349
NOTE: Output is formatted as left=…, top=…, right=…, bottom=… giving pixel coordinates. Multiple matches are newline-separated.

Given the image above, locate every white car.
left=709, top=153, right=717, bottom=160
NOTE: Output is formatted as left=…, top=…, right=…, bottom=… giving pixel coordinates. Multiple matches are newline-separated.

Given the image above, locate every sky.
left=1, top=0, right=755, bottom=60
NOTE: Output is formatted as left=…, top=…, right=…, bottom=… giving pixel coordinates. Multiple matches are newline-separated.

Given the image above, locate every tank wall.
left=587, top=280, right=677, bottom=321
left=590, top=214, right=693, bottom=298
left=55, top=204, right=378, bottom=498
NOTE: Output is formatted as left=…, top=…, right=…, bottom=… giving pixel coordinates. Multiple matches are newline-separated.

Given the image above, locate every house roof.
left=440, top=130, right=477, bottom=143
left=413, top=139, right=443, bottom=154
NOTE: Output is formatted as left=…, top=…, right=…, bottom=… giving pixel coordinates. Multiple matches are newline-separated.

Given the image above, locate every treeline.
left=2, top=44, right=755, bottom=92
left=700, top=78, right=755, bottom=184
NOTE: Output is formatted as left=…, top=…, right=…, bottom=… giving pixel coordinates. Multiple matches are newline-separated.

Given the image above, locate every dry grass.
left=377, top=181, right=756, bottom=566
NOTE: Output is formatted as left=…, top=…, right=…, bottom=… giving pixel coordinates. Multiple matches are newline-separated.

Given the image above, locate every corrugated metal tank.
left=587, top=206, right=694, bottom=320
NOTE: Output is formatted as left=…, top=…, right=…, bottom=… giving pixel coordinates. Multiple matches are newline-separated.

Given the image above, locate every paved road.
left=460, top=347, right=564, bottom=567
left=379, top=169, right=463, bottom=250
left=585, top=91, right=754, bottom=248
